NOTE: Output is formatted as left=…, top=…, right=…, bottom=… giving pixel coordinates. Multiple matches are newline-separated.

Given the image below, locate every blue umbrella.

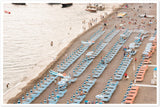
left=30, top=89, right=32, bottom=93
left=47, top=74, right=49, bottom=78
left=40, top=79, right=43, bottom=83
left=73, top=94, right=75, bottom=98
left=95, top=99, right=98, bottom=103
left=57, top=95, right=60, bottom=99
left=48, top=94, right=51, bottom=99
left=83, top=82, right=86, bottom=85
left=37, top=83, right=40, bottom=87
left=88, top=75, right=91, bottom=79
left=22, top=95, right=25, bottom=100
left=26, top=92, right=29, bottom=96
left=67, top=100, right=69, bottom=104
left=52, top=91, right=54, bottom=97
left=44, top=77, right=47, bottom=81
left=76, top=90, right=78, bottom=95
left=44, top=98, right=47, bottom=103
left=70, top=97, right=73, bottom=102
left=55, top=88, right=58, bottom=92
left=154, top=67, right=157, bottom=71
left=17, top=99, right=21, bottom=104
left=34, top=85, right=36, bottom=89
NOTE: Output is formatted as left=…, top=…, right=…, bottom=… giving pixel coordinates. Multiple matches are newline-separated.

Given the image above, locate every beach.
left=3, top=3, right=122, bottom=104
left=3, top=3, right=157, bottom=104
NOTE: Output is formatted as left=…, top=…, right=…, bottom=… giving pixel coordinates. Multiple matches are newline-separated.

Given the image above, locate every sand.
left=6, top=3, right=157, bottom=104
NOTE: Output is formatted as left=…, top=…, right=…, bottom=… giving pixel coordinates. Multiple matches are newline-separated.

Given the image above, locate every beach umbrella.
left=26, top=92, right=29, bottom=96
left=154, top=67, right=157, bottom=71
left=78, top=87, right=81, bottom=91
left=55, top=88, right=58, bottom=92
left=67, top=100, right=69, bottom=104
left=44, top=98, right=47, bottom=104
left=52, top=91, right=54, bottom=97
left=57, top=95, right=60, bottom=99
left=69, top=73, right=71, bottom=78
left=40, top=79, right=43, bottom=83
left=22, top=95, right=25, bottom=100
left=30, top=89, right=32, bottom=93
left=34, top=85, right=36, bottom=90
left=48, top=94, right=51, bottom=99
left=76, top=90, right=78, bottom=95
left=17, top=99, right=21, bottom=104
left=37, top=83, right=40, bottom=87
left=83, top=82, right=86, bottom=85
left=73, top=70, right=75, bottom=73
left=70, top=97, right=73, bottom=102
left=109, top=77, right=112, bottom=81
left=107, top=81, right=110, bottom=84
left=44, top=77, right=47, bottom=81
left=92, top=70, right=94, bottom=74
left=102, top=89, right=105, bottom=93
left=73, top=94, right=75, bottom=98
left=87, top=75, right=91, bottom=79
left=47, top=74, right=50, bottom=78
left=106, top=84, right=109, bottom=87
left=95, top=99, right=98, bottom=103
left=99, top=102, right=103, bottom=104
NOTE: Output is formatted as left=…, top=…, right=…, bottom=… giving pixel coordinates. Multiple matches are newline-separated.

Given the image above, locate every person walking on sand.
left=124, top=52, right=126, bottom=57
left=124, top=73, right=128, bottom=80
left=135, top=57, right=137, bottom=61
left=6, top=83, right=9, bottom=88
left=50, top=41, right=53, bottom=46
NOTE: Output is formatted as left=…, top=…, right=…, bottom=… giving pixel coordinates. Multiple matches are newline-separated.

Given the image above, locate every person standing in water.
left=6, top=83, right=10, bottom=88
left=50, top=41, right=53, bottom=46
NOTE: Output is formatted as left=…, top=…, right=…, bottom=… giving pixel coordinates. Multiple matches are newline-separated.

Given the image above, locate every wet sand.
left=6, top=3, right=157, bottom=104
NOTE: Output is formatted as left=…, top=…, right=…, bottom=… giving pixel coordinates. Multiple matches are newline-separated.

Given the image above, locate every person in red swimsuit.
left=124, top=73, right=128, bottom=79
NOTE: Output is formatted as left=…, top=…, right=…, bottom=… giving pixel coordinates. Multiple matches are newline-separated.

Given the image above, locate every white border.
left=0, top=0, right=159, bottom=107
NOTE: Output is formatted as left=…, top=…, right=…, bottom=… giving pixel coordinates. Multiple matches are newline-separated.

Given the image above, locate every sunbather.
left=79, top=90, right=87, bottom=96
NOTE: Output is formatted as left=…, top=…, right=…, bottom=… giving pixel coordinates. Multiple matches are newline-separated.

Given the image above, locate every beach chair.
left=143, top=58, right=151, bottom=64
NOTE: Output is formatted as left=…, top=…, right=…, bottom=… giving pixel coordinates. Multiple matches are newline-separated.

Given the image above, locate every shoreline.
left=5, top=3, right=125, bottom=104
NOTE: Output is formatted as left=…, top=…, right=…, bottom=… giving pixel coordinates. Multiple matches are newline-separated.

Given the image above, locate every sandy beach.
left=4, top=3, right=157, bottom=104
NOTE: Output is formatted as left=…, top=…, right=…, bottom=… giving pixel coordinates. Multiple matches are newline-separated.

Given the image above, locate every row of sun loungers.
left=19, top=73, right=58, bottom=104
left=122, top=82, right=139, bottom=104
left=92, top=29, right=132, bottom=78
left=73, top=29, right=120, bottom=77
left=57, top=27, right=105, bottom=73
left=69, top=76, right=97, bottom=104
left=114, top=55, right=133, bottom=80
left=99, top=78, right=119, bottom=102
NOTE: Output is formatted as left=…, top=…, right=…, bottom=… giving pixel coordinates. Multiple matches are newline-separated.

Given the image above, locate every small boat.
left=61, top=3, right=73, bottom=8
left=85, top=8, right=97, bottom=13
left=47, top=3, right=61, bottom=5
left=12, top=3, right=26, bottom=5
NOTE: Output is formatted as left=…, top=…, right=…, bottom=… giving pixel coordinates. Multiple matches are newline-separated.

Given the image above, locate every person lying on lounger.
left=79, top=90, right=87, bottom=96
